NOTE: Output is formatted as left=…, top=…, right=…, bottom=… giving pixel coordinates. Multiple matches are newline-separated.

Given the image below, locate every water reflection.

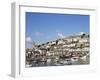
left=26, top=55, right=89, bottom=67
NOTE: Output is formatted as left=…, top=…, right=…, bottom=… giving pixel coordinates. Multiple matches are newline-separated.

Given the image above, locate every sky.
left=25, top=12, right=89, bottom=48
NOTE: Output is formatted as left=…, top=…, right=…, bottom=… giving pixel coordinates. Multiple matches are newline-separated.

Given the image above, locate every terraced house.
left=26, top=32, right=90, bottom=67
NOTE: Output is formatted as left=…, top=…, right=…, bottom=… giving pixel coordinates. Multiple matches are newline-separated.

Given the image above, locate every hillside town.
left=25, top=32, right=90, bottom=67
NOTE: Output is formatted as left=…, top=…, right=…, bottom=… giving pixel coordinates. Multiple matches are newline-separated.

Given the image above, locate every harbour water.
left=26, top=55, right=89, bottom=67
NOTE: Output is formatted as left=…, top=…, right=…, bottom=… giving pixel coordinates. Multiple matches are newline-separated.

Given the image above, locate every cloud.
left=26, top=36, right=32, bottom=43
left=57, top=33, right=65, bottom=38
left=34, top=32, right=44, bottom=36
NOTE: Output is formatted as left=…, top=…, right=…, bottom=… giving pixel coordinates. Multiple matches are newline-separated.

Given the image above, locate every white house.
left=58, top=40, right=65, bottom=45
